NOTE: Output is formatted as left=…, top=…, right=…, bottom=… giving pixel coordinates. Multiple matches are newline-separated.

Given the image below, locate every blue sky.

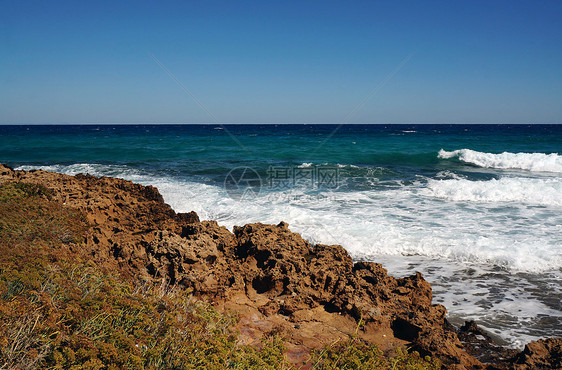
left=1, top=0, right=561, bottom=124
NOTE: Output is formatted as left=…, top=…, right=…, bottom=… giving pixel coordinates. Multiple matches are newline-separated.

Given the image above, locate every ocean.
left=1, top=124, right=560, bottom=348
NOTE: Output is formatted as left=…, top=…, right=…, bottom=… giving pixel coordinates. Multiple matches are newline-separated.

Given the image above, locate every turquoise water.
left=2, top=124, right=560, bottom=179
left=1, top=124, right=561, bottom=347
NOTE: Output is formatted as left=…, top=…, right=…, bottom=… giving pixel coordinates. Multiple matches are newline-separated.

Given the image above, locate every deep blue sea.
left=1, top=124, right=561, bottom=347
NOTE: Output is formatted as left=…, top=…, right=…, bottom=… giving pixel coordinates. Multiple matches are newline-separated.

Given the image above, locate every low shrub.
left=0, top=181, right=439, bottom=369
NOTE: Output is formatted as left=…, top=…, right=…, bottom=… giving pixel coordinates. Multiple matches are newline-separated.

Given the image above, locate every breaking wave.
left=424, top=177, right=562, bottom=207
left=438, top=149, right=562, bottom=173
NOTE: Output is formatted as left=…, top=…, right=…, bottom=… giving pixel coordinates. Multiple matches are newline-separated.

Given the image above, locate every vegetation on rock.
left=0, top=181, right=440, bottom=369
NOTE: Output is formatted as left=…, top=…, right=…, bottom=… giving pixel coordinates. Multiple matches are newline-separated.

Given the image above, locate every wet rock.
left=510, top=338, right=562, bottom=369
left=458, top=321, right=518, bottom=366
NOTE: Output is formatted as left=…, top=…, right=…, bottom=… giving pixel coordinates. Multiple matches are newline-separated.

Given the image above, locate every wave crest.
left=438, top=149, right=562, bottom=173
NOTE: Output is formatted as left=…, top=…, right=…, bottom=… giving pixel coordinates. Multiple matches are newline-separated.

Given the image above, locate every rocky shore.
left=0, top=164, right=560, bottom=369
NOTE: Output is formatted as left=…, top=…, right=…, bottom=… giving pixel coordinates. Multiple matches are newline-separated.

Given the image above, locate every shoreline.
left=1, top=163, right=560, bottom=369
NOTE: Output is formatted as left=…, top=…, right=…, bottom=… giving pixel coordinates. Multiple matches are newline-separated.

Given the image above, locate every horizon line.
left=1, top=122, right=560, bottom=126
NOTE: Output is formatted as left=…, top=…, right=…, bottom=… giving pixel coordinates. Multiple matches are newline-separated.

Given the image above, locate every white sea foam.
left=152, top=177, right=562, bottom=274
left=336, top=163, right=360, bottom=168
left=16, top=163, right=147, bottom=181
left=424, top=177, right=562, bottom=206
left=438, top=149, right=562, bottom=173
left=373, top=255, right=562, bottom=348
left=435, top=170, right=466, bottom=180
left=297, top=162, right=360, bottom=168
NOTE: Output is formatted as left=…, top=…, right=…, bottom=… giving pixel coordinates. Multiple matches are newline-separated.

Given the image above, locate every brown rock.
left=1, top=163, right=558, bottom=369
left=510, top=338, right=562, bottom=369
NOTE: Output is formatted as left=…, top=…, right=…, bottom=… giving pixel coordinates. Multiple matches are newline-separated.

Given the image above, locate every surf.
left=438, top=149, right=562, bottom=173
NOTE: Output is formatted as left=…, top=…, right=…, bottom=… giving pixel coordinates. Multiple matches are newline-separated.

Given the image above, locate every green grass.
left=0, top=181, right=440, bottom=369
